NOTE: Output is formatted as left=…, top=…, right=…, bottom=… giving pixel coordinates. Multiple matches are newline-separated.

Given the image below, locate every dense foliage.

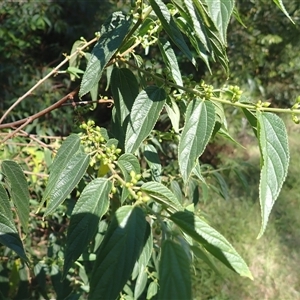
left=0, top=0, right=299, bottom=299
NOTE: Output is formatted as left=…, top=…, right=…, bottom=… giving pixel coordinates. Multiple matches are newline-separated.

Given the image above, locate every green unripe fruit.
left=130, top=170, right=136, bottom=178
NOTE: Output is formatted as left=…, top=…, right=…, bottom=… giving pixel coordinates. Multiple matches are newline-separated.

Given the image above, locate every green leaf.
left=143, top=144, right=161, bottom=182
left=1, top=161, right=30, bottom=234
left=212, top=172, right=229, bottom=201
left=63, top=178, right=112, bottom=278
left=0, top=184, right=28, bottom=262
left=158, top=240, right=192, bottom=300
left=179, top=99, right=215, bottom=182
left=182, top=0, right=209, bottom=50
left=111, top=68, right=139, bottom=145
left=111, top=68, right=139, bottom=126
left=90, top=83, right=99, bottom=102
left=192, top=161, right=206, bottom=184
left=170, top=211, right=253, bottom=279
left=79, top=12, right=132, bottom=98
left=125, top=86, right=166, bottom=153
left=89, top=206, right=147, bottom=300
left=149, top=0, right=196, bottom=66
left=165, top=98, right=180, bottom=133
left=190, top=245, right=221, bottom=276
left=44, top=152, right=90, bottom=216
left=205, top=0, right=234, bottom=45
left=117, top=153, right=141, bottom=203
left=257, top=112, right=289, bottom=238
left=141, top=181, right=183, bottom=213
left=242, top=108, right=258, bottom=137
left=134, top=269, right=148, bottom=299
left=147, top=281, right=158, bottom=299
left=173, top=14, right=211, bottom=72
left=69, top=40, right=85, bottom=81
left=273, top=0, right=294, bottom=24
left=158, top=38, right=183, bottom=87
left=42, top=134, right=81, bottom=205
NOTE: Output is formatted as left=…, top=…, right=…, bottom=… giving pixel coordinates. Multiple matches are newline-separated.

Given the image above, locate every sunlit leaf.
left=149, top=0, right=196, bottom=66
left=125, top=86, right=166, bottom=153
left=158, top=240, right=191, bottom=300
left=205, top=0, right=234, bottom=45
left=273, top=0, right=294, bottom=24
left=1, top=161, right=30, bottom=233
left=79, top=12, right=132, bottom=98
left=170, top=211, right=253, bottom=279
left=44, top=152, right=90, bottom=216
left=158, top=38, right=183, bottom=87
left=89, top=206, right=147, bottom=300
left=182, top=0, right=209, bottom=50
left=42, top=134, right=81, bottom=205
left=179, top=99, right=215, bottom=182
left=165, top=98, right=181, bottom=133
left=257, top=112, right=289, bottom=238
left=63, top=178, right=112, bottom=278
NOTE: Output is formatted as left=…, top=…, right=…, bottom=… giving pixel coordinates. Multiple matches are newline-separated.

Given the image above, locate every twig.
left=61, top=98, right=114, bottom=108
left=0, top=37, right=97, bottom=125
left=23, top=170, right=49, bottom=178
left=0, top=88, right=79, bottom=139
left=18, top=129, right=57, bottom=152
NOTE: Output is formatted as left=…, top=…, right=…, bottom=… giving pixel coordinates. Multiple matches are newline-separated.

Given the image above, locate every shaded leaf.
left=89, top=206, right=147, bottom=300
left=190, top=245, right=221, bottom=276
left=242, top=108, right=258, bottom=137
left=143, top=144, right=161, bottom=182
left=179, top=99, right=215, bottom=182
left=111, top=67, right=139, bottom=146
left=111, top=68, right=139, bottom=126
left=125, top=86, right=166, bottom=153
left=79, top=12, right=132, bottom=97
left=0, top=184, right=28, bottom=262
left=170, top=211, right=253, bottom=279
left=63, top=178, right=112, bottom=278
left=182, top=0, right=209, bottom=50
left=117, top=153, right=141, bottom=203
left=44, top=153, right=90, bottom=216
left=158, top=38, right=183, bottom=87
left=1, top=161, right=30, bottom=233
left=165, top=98, right=180, bottom=133
left=257, top=112, right=289, bottom=238
left=149, top=0, right=196, bottom=66
left=174, top=15, right=211, bottom=72
left=158, top=240, right=191, bottom=300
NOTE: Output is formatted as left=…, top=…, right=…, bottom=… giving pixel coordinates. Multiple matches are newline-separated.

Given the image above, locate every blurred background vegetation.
left=1, top=0, right=300, bottom=299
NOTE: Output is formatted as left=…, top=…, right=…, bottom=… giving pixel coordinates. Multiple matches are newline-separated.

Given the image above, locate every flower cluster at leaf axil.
left=80, top=120, right=121, bottom=170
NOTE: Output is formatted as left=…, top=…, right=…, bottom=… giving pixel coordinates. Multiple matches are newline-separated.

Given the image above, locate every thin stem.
left=0, top=37, right=97, bottom=124
left=120, top=58, right=300, bottom=115
left=0, top=88, right=79, bottom=130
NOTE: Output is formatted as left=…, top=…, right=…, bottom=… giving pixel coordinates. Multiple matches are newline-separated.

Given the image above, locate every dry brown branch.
left=0, top=88, right=79, bottom=142
left=0, top=37, right=98, bottom=125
